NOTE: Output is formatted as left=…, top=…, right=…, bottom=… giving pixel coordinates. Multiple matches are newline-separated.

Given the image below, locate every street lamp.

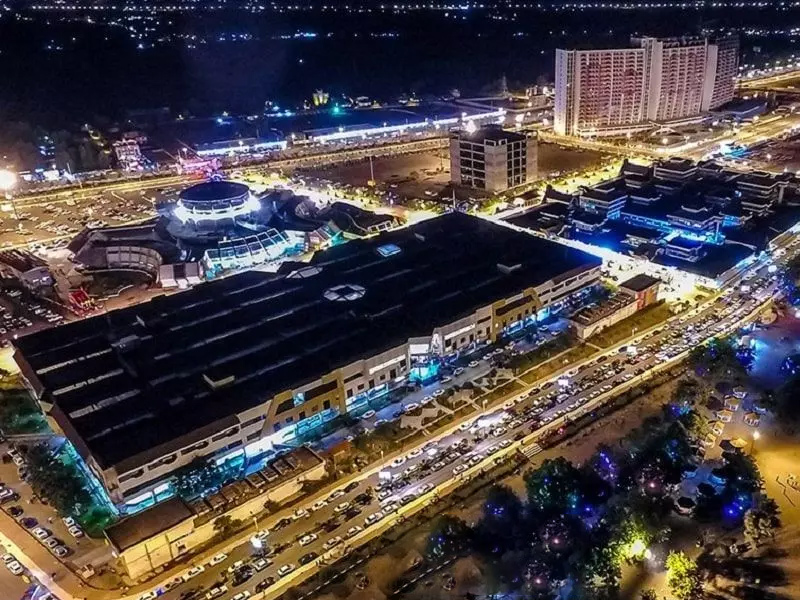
left=0, top=169, right=18, bottom=221
left=751, top=430, right=761, bottom=453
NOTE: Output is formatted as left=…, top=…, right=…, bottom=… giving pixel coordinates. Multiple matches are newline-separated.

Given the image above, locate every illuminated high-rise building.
left=554, top=34, right=739, bottom=137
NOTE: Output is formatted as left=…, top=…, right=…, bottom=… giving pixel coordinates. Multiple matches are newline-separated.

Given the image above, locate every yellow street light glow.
left=753, top=431, right=761, bottom=440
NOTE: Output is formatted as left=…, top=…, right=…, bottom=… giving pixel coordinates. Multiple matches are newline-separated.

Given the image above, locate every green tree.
left=771, top=374, right=800, bottom=432
left=212, top=515, right=242, bottom=540
left=0, top=389, right=47, bottom=434
left=744, top=498, right=781, bottom=547
left=639, top=589, right=658, bottom=600
left=475, top=484, right=525, bottom=554
left=665, top=551, right=702, bottom=600
left=719, top=450, right=762, bottom=494
left=525, top=457, right=601, bottom=520
left=688, top=337, right=749, bottom=380
left=26, top=444, right=92, bottom=516
left=426, top=515, right=472, bottom=560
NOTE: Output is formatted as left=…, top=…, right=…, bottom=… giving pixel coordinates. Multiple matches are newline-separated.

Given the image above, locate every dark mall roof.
left=179, top=181, right=250, bottom=203
left=656, top=158, right=696, bottom=173
left=15, top=213, right=599, bottom=472
left=105, top=496, right=193, bottom=552
left=620, top=273, right=660, bottom=292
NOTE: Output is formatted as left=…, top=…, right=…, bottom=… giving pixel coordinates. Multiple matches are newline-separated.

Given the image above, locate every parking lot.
left=0, top=442, right=110, bottom=585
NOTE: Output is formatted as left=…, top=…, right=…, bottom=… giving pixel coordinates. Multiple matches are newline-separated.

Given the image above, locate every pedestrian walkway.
left=521, top=443, right=543, bottom=460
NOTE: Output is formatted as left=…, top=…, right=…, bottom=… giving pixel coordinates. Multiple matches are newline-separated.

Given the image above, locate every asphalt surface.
left=141, top=236, right=793, bottom=600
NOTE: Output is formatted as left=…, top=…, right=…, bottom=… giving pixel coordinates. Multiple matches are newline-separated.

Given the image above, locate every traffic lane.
left=0, top=564, right=30, bottom=600
left=158, top=480, right=377, bottom=600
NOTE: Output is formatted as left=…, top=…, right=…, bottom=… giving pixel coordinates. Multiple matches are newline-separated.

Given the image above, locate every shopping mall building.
left=13, top=213, right=601, bottom=511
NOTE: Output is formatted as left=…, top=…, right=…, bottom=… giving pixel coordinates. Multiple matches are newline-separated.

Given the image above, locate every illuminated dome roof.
left=174, top=180, right=257, bottom=223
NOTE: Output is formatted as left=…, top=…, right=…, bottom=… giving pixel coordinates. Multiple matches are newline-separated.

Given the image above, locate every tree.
left=426, top=515, right=472, bottom=560
left=772, top=374, right=800, bottom=431
left=26, top=444, right=92, bottom=516
left=212, top=515, right=242, bottom=540
left=665, top=551, right=702, bottom=600
left=0, top=389, right=47, bottom=434
left=719, top=450, right=762, bottom=495
left=744, top=498, right=781, bottom=547
left=475, top=485, right=525, bottom=554
left=688, top=337, right=749, bottom=380
left=639, top=589, right=658, bottom=600
left=525, top=457, right=599, bottom=520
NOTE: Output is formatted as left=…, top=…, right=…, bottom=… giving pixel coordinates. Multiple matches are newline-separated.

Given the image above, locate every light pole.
left=751, top=430, right=761, bottom=453
left=0, top=169, right=18, bottom=221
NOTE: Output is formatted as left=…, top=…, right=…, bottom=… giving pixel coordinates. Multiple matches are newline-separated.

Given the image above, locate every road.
left=139, top=239, right=792, bottom=600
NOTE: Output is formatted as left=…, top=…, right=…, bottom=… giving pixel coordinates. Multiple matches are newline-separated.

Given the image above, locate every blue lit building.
left=507, top=157, right=800, bottom=284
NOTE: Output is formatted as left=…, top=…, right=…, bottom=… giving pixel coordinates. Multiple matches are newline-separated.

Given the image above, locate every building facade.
left=450, top=125, right=538, bottom=192
left=554, top=35, right=739, bottom=137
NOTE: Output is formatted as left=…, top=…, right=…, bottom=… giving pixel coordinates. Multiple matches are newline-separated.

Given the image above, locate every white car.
left=6, top=561, right=23, bottom=576
left=453, top=464, right=468, bottom=475
left=468, top=360, right=479, bottom=368
left=327, top=489, right=345, bottom=502
left=62, top=516, right=76, bottom=527
left=323, top=536, right=343, bottom=551
left=278, top=564, right=296, bottom=577
left=68, top=525, right=84, bottom=538
left=311, top=500, right=327, bottom=511
left=334, top=502, right=351, bottom=513
left=138, top=593, right=158, bottom=600
left=432, top=389, right=445, bottom=397
left=347, top=525, right=363, bottom=538
left=252, top=558, right=273, bottom=572
left=403, top=403, right=419, bottom=412
left=206, top=585, right=228, bottom=600
left=232, top=592, right=251, bottom=600
left=361, top=410, right=376, bottom=420
left=390, top=456, right=406, bottom=468
left=32, top=527, right=50, bottom=540
left=299, top=533, right=318, bottom=546
left=227, top=560, right=247, bottom=573
left=208, top=552, right=228, bottom=566
left=364, top=512, right=384, bottom=526
left=182, top=565, right=206, bottom=581
left=407, top=448, right=423, bottom=459
left=2, top=554, right=15, bottom=565
left=292, top=507, right=310, bottom=520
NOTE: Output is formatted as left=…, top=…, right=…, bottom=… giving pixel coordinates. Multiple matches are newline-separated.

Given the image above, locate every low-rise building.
left=570, top=274, right=660, bottom=339
left=105, top=446, right=325, bottom=579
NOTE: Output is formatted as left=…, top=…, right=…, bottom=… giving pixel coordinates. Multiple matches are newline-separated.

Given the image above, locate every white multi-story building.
left=554, top=34, right=739, bottom=137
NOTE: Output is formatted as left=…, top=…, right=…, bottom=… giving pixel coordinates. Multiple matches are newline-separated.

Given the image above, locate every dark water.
left=0, top=5, right=798, bottom=127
